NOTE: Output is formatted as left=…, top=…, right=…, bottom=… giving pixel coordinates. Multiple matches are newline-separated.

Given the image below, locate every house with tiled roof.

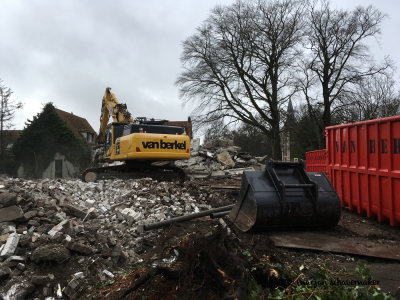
left=55, top=108, right=97, bottom=145
left=14, top=104, right=94, bottom=179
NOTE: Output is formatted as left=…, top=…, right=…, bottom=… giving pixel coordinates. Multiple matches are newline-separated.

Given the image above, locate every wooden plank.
left=210, top=185, right=240, bottom=190
left=269, top=232, right=400, bottom=261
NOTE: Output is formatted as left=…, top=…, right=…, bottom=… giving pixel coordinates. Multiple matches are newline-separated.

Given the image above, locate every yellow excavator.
left=82, top=87, right=191, bottom=182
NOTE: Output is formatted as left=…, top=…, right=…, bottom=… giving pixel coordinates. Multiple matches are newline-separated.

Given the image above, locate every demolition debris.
left=175, top=138, right=267, bottom=179
left=0, top=176, right=234, bottom=299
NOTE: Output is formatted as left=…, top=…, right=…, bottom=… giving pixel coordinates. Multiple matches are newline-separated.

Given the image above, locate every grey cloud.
left=0, top=0, right=398, bottom=132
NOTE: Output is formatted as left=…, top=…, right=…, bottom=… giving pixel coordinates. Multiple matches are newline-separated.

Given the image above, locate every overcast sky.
left=1, top=0, right=399, bottom=133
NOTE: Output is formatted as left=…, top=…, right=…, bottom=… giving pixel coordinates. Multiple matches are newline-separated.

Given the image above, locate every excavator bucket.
left=228, top=161, right=341, bottom=232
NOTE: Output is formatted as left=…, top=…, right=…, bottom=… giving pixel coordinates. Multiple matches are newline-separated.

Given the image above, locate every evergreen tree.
left=13, top=103, right=90, bottom=178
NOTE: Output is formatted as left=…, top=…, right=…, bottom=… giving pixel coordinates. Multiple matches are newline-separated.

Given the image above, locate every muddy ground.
left=93, top=179, right=400, bottom=299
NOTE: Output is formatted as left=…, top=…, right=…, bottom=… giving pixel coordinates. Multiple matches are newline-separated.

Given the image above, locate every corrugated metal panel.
left=305, top=150, right=327, bottom=174
left=325, top=116, right=400, bottom=226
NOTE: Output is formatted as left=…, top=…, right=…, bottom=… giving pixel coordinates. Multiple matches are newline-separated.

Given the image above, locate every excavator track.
left=81, top=162, right=186, bottom=183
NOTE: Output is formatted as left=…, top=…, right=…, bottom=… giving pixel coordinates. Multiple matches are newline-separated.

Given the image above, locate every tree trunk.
left=271, top=124, right=281, bottom=160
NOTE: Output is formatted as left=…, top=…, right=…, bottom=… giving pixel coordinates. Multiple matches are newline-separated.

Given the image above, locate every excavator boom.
left=98, top=87, right=134, bottom=144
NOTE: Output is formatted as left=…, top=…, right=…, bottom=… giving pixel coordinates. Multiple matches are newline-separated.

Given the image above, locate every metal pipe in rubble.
left=210, top=211, right=230, bottom=219
left=139, top=204, right=234, bottom=232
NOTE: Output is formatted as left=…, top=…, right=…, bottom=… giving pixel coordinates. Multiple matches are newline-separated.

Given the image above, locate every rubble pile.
left=176, top=138, right=268, bottom=179
left=0, top=176, right=233, bottom=299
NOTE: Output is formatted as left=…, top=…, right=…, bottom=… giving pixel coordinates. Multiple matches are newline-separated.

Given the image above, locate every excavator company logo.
left=141, top=140, right=187, bottom=150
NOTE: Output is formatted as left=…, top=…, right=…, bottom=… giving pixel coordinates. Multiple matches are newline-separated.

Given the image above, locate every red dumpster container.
left=325, top=115, right=400, bottom=226
left=305, top=149, right=327, bottom=174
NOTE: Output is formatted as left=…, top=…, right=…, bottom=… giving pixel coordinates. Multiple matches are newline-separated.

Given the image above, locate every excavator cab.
left=104, top=123, right=126, bottom=157
left=102, top=122, right=190, bottom=162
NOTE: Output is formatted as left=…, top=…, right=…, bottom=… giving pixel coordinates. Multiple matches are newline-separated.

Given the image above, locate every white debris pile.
left=0, top=176, right=232, bottom=299
left=175, top=138, right=268, bottom=179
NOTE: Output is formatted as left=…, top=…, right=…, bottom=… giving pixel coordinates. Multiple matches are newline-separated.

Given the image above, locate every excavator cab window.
left=123, top=124, right=185, bottom=135
left=105, top=126, right=112, bottom=153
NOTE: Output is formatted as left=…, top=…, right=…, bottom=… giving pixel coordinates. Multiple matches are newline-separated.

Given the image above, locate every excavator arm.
left=98, top=87, right=134, bottom=144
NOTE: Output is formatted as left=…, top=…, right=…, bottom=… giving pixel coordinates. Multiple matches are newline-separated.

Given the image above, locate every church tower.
left=281, top=99, right=295, bottom=161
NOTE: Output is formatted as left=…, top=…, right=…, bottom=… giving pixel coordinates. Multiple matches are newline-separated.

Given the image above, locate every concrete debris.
left=217, top=151, right=235, bottom=168
left=31, top=244, right=71, bottom=263
left=2, top=282, right=35, bottom=300
left=103, top=269, right=114, bottom=278
left=1, top=224, right=16, bottom=235
left=0, top=166, right=236, bottom=298
left=73, top=272, right=84, bottom=279
left=176, top=139, right=265, bottom=179
left=56, top=283, right=62, bottom=298
left=62, top=204, right=86, bottom=219
left=0, top=192, right=17, bottom=208
left=23, top=210, right=37, bottom=219
left=48, top=219, right=69, bottom=237
left=0, top=233, right=20, bottom=257
left=63, top=276, right=83, bottom=298
left=0, top=205, right=24, bottom=222
left=191, top=138, right=200, bottom=152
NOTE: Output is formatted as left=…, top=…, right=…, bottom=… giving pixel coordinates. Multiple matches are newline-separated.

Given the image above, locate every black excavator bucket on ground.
left=228, top=161, right=341, bottom=232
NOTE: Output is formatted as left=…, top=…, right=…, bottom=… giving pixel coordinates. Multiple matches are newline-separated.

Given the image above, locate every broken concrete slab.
left=187, top=156, right=205, bottom=167
left=2, top=282, right=35, bottom=300
left=0, top=223, right=16, bottom=235
left=0, top=232, right=20, bottom=257
left=4, top=255, right=26, bottom=266
left=119, top=208, right=143, bottom=221
left=191, top=138, right=200, bottom=152
left=0, top=192, right=17, bottom=208
left=48, top=219, right=69, bottom=237
left=62, top=203, right=86, bottom=219
left=0, top=205, right=24, bottom=222
left=210, top=170, right=226, bottom=178
left=217, top=151, right=235, bottom=168
left=225, top=166, right=256, bottom=176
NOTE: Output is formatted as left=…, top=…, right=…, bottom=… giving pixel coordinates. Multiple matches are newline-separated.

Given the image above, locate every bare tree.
left=176, top=0, right=305, bottom=159
left=338, top=71, right=399, bottom=122
left=300, top=0, right=388, bottom=130
left=0, top=80, right=23, bottom=161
